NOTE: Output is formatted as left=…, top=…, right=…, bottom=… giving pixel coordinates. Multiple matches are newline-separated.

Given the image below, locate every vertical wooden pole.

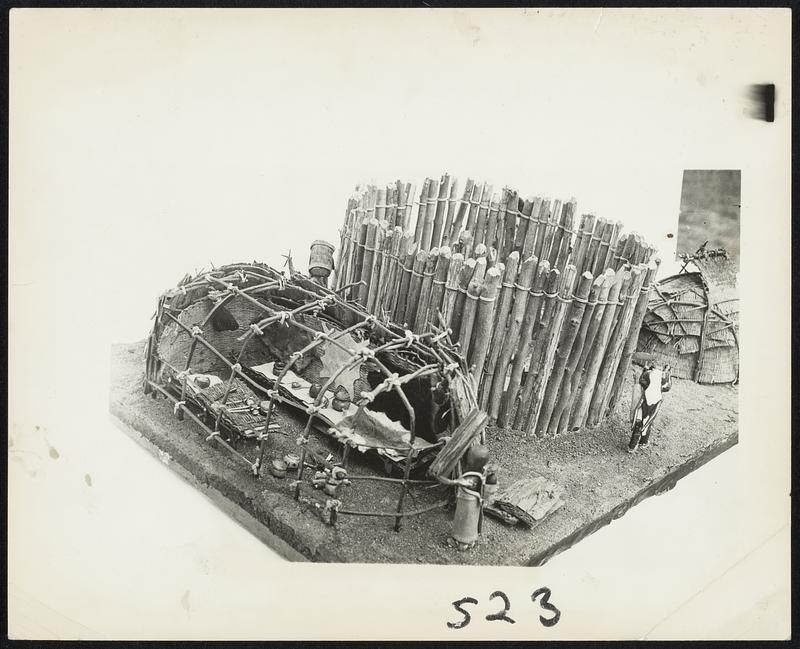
left=498, top=189, right=524, bottom=259
left=404, top=249, right=429, bottom=328
left=420, top=178, right=438, bottom=251
left=468, top=266, right=503, bottom=386
left=381, top=226, right=406, bottom=315
left=496, top=258, right=547, bottom=427
left=449, top=257, right=477, bottom=340
left=448, top=178, right=474, bottom=246
left=465, top=181, right=483, bottom=235
left=549, top=273, right=604, bottom=435
left=425, top=246, right=452, bottom=331
left=431, top=174, right=450, bottom=250
left=591, top=220, right=615, bottom=278
left=413, top=248, right=440, bottom=333
left=523, top=265, right=577, bottom=434
left=561, top=268, right=615, bottom=429
left=441, top=179, right=459, bottom=247
left=393, top=241, right=418, bottom=324
left=520, top=197, right=542, bottom=260
left=546, top=200, right=566, bottom=267
left=480, top=251, right=520, bottom=407
left=366, top=224, right=387, bottom=313
left=485, top=194, right=500, bottom=251
left=512, top=194, right=530, bottom=253
left=607, top=259, right=660, bottom=411
left=583, top=217, right=605, bottom=277
left=591, top=265, right=648, bottom=422
left=457, top=229, right=474, bottom=259
left=474, top=183, right=493, bottom=248
left=358, top=217, right=380, bottom=307
left=601, top=221, right=623, bottom=271
left=402, top=183, right=416, bottom=232
left=512, top=267, right=561, bottom=430
left=570, top=213, right=595, bottom=280
left=554, top=200, right=576, bottom=273
left=536, top=270, right=594, bottom=435
left=568, top=268, right=630, bottom=430
left=532, top=199, right=552, bottom=263
left=413, top=179, right=429, bottom=245
left=458, top=278, right=483, bottom=360
left=441, top=252, right=465, bottom=325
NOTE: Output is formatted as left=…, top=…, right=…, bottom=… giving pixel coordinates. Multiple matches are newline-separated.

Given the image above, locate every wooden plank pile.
left=331, top=174, right=660, bottom=435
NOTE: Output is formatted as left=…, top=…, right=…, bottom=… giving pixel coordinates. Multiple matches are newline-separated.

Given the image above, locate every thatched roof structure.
left=636, top=247, right=739, bottom=384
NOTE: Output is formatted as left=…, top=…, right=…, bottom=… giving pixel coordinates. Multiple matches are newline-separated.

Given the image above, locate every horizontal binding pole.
left=337, top=499, right=450, bottom=518
left=346, top=475, right=440, bottom=485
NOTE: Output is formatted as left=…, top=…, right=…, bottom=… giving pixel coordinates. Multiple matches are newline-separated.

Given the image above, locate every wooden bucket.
left=309, top=240, right=335, bottom=278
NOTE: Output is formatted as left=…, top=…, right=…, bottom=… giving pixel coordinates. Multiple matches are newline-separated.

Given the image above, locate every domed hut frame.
left=144, top=261, right=481, bottom=531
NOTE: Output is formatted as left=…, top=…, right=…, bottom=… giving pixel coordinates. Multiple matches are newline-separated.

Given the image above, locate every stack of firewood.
left=331, top=174, right=659, bottom=436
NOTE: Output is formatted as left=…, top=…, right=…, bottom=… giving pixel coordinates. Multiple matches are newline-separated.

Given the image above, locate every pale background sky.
left=8, top=8, right=791, bottom=640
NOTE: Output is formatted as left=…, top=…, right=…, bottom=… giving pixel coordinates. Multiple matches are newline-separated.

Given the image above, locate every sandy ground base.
left=109, top=341, right=738, bottom=566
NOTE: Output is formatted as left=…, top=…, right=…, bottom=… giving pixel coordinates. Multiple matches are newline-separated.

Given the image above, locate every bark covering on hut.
left=636, top=248, right=739, bottom=384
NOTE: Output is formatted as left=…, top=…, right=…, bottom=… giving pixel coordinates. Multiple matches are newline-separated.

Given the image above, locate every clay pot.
left=270, top=459, right=287, bottom=478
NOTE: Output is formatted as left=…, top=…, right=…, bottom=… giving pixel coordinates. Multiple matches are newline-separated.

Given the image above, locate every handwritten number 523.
left=447, top=588, right=560, bottom=629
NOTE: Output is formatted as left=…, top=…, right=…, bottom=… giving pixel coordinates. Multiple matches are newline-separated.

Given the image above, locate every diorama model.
left=110, top=173, right=739, bottom=565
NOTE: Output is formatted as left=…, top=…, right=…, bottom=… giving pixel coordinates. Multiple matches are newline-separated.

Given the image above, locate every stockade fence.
left=331, top=174, right=661, bottom=436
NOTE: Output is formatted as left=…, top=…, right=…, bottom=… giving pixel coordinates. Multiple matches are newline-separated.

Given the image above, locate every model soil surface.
left=110, top=341, right=737, bottom=566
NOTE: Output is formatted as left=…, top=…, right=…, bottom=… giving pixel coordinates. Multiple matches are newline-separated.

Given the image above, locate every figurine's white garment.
left=644, top=368, right=663, bottom=405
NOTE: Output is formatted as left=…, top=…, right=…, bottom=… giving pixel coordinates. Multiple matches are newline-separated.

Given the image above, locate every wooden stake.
left=554, top=200, right=576, bottom=273
left=583, top=217, right=605, bottom=277
left=513, top=267, right=562, bottom=430
left=592, top=220, right=616, bottom=278
left=474, top=183, right=493, bottom=248
left=561, top=268, right=615, bottom=430
left=546, top=200, right=566, bottom=268
left=420, top=178, right=438, bottom=251
left=367, top=223, right=387, bottom=312
left=536, top=270, right=594, bottom=436
left=532, top=199, right=552, bottom=262
left=448, top=178, right=474, bottom=246
left=465, top=181, right=484, bottom=234
left=441, top=252, right=464, bottom=325
left=402, top=183, right=416, bottom=232
left=413, top=179, right=429, bottom=245
left=601, top=221, right=622, bottom=271
left=381, top=227, right=407, bottom=314
left=606, top=259, right=660, bottom=412
left=549, top=273, right=604, bottom=435
left=485, top=195, right=500, bottom=251
left=568, top=268, right=630, bottom=430
left=495, top=258, right=546, bottom=427
left=431, top=174, right=450, bottom=249
left=393, top=241, right=418, bottom=323
left=457, top=229, right=474, bottom=259
left=512, top=194, right=529, bottom=253
left=404, top=249, right=429, bottom=328
left=449, top=256, right=477, bottom=340
left=458, top=278, right=483, bottom=360
left=480, top=251, right=520, bottom=407
left=469, top=266, right=503, bottom=385
left=523, top=264, right=577, bottom=434
left=425, top=246, right=452, bottom=331
left=442, top=179, right=459, bottom=247
left=570, top=213, right=595, bottom=282
left=588, top=265, right=646, bottom=425
left=520, top=197, right=543, bottom=260
left=414, top=248, right=440, bottom=333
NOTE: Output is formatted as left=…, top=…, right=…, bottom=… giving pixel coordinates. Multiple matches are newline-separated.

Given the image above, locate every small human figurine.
left=628, top=361, right=672, bottom=453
